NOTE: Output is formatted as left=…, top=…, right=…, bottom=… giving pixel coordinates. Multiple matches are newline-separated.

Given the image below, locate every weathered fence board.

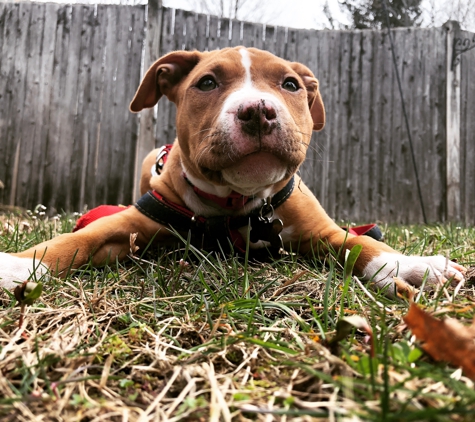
left=0, top=2, right=473, bottom=224
left=459, top=30, right=475, bottom=224
left=0, top=2, right=145, bottom=213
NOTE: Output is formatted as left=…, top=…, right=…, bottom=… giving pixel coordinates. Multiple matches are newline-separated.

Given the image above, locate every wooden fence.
left=1, top=1, right=474, bottom=224
left=0, top=2, right=145, bottom=212
left=458, top=28, right=475, bottom=225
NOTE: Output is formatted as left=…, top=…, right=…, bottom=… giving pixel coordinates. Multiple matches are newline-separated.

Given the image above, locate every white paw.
left=364, top=252, right=466, bottom=293
left=0, top=253, right=49, bottom=290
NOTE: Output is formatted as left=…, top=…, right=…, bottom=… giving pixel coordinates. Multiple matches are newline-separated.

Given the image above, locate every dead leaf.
left=403, top=303, right=475, bottom=380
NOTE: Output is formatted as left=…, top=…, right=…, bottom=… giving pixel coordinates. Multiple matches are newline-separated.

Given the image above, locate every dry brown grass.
left=1, top=213, right=475, bottom=421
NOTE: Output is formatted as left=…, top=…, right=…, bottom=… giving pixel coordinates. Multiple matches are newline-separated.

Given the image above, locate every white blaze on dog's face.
left=130, top=47, right=325, bottom=196
left=212, top=49, right=298, bottom=193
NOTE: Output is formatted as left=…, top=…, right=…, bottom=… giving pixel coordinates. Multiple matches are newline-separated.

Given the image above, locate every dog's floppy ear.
left=290, top=63, right=325, bottom=131
left=130, top=50, right=201, bottom=112
left=303, top=77, right=325, bottom=132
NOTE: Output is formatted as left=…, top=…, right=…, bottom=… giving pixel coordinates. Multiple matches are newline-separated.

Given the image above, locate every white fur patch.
left=363, top=252, right=465, bottom=293
left=219, top=87, right=286, bottom=123
left=239, top=48, right=252, bottom=88
left=0, top=253, right=49, bottom=290
left=219, top=48, right=288, bottom=124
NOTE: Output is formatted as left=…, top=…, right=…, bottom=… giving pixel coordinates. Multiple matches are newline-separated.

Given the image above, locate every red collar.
left=153, top=144, right=252, bottom=210
left=183, top=174, right=253, bottom=210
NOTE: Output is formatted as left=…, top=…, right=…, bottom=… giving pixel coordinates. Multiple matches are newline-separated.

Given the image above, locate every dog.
left=0, top=47, right=466, bottom=293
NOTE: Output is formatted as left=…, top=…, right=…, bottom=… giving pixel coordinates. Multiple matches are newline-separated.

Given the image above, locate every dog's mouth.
left=191, top=136, right=305, bottom=194
left=220, top=151, right=289, bottom=194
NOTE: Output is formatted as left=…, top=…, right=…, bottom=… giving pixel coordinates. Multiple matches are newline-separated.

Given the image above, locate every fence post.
left=134, top=0, right=163, bottom=200
left=444, top=20, right=461, bottom=222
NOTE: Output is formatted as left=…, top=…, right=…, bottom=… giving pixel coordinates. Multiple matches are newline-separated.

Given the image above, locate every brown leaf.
left=403, top=303, right=475, bottom=380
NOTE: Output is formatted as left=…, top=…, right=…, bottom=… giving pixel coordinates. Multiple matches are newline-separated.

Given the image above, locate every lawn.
left=1, top=208, right=475, bottom=421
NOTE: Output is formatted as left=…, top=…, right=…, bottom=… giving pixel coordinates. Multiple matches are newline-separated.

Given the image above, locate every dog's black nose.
left=237, top=100, right=277, bottom=136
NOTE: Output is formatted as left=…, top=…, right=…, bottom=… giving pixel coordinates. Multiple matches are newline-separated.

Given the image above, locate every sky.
left=161, top=0, right=475, bottom=31
left=163, top=0, right=351, bottom=29
left=15, top=0, right=475, bottom=31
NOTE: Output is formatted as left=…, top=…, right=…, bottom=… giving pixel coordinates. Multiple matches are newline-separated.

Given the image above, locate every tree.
left=423, top=0, right=475, bottom=32
left=341, top=0, right=423, bottom=29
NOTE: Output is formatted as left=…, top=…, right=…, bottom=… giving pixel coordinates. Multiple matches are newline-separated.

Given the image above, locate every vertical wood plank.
left=229, top=19, right=241, bottom=46
left=359, top=30, right=374, bottom=220
left=207, top=14, right=219, bottom=51
left=389, top=29, right=406, bottom=222
left=134, top=0, right=162, bottom=200
left=431, top=28, right=449, bottom=221
left=194, top=12, right=208, bottom=51
left=285, top=28, right=298, bottom=61
left=445, top=21, right=461, bottom=221
left=173, top=8, right=186, bottom=51
left=264, top=24, right=276, bottom=54
left=6, top=2, right=30, bottom=207
left=56, top=4, right=83, bottom=210
left=241, top=21, right=255, bottom=48
left=0, top=3, right=20, bottom=205
left=218, top=17, right=230, bottom=49
left=337, top=30, right=354, bottom=221
left=155, top=7, right=176, bottom=147
left=296, top=28, right=318, bottom=195
left=314, top=30, right=331, bottom=213
left=83, top=5, right=110, bottom=208
left=458, top=29, right=475, bottom=224
left=369, top=30, right=383, bottom=219
left=273, top=26, right=286, bottom=59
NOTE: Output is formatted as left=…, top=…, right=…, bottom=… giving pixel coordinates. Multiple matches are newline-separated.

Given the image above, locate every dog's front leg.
left=279, top=179, right=465, bottom=292
left=0, top=207, right=164, bottom=289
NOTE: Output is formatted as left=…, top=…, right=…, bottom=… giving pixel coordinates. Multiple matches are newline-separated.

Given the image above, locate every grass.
left=1, top=209, right=475, bottom=421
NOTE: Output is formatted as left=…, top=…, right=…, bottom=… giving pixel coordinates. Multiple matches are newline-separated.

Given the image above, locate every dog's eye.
left=282, top=78, right=299, bottom=92
left=197, top=77, right=217, bottom=91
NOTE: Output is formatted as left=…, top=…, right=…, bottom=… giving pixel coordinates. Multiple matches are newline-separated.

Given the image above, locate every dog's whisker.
left=192, top=127, right=214, bottom=137
left=199, top=130, right=226, bottom=145
left=196, top=144, right=211, bottom=164
left=299, top=142, right=323, bottom=157
left=294, top=130, right=313, bottom=137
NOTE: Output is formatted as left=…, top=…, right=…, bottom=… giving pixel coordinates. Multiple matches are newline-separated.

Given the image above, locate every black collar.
left=135, top=176, right=295, bottom=252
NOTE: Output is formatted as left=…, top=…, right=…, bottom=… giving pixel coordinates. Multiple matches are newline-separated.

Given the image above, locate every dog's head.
left=130, top=47, right=324, bottom=196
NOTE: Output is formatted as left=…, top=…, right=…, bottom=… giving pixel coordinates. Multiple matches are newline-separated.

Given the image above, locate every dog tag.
left=249, top=216, right=284, bottom=250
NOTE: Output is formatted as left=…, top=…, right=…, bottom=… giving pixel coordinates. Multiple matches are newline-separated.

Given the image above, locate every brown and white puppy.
left=0, top=47, right=465, bottom=292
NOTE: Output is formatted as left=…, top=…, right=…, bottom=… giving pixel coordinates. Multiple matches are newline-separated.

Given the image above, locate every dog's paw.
left=364, top=252, right=466, bottom=293
left=0, top=253, right=49, bottom=290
